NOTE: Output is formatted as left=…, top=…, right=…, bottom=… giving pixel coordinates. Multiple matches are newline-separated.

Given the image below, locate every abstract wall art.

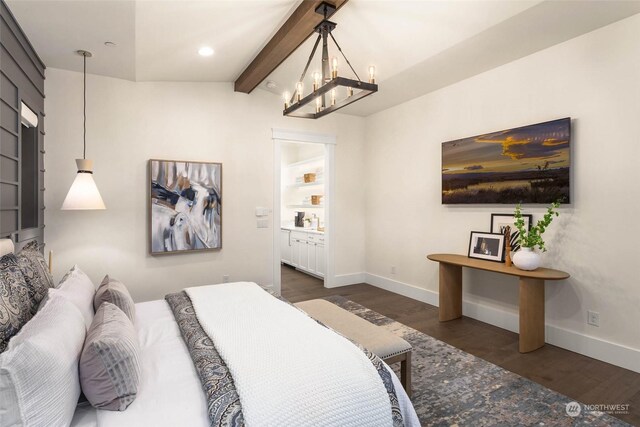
left=442, top=118, right=571, bottom=204
left=149, top=159, right=222, bottom=254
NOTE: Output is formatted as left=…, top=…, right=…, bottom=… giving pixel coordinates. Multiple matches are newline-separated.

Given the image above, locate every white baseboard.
left=363, top=273, right=640, bottom=374
left=365, top=273, right=439, bottom=306
left=330, top=272, right=366, bottom=288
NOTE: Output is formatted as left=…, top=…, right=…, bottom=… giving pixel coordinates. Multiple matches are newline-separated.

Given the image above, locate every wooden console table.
left=427, top=253, right=570, bottom=353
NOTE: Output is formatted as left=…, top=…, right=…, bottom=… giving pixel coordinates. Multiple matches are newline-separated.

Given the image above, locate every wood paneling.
left=234, top=0, right=348, bottom=94
left=1, top=128, right=18, bottom=157
left=0, top=0, right=45, bottom=243
left=0, top=156, right=17, bottom=181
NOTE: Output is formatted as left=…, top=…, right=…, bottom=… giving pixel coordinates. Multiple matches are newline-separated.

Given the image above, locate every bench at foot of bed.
left=295, top=299, right=413, bottom=397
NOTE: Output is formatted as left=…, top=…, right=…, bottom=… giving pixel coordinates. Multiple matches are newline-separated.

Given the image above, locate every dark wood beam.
left=234, top=0, right=348, bottom=94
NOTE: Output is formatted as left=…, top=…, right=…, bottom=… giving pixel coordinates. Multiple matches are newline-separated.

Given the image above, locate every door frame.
left=272, top=129, right=336, bottom=295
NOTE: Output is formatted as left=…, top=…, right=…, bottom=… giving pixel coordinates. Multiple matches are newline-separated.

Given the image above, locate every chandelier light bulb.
left=283, top=91, right=290, bottom=109
left=313, top=72, right=321, bottom=91
left=331, top=57, right=338, bottom=79
left=316, top=97, right=322, bottom=113
left=368, top=65, right=376, bottom=84
left=296, top=82, right=303, bottom=102
left=347, top=86, right=353, bottom=97
left=331, top=88, right=337, bottom=106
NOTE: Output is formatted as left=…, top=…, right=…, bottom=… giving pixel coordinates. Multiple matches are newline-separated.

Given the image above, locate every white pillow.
left=52, top=265, right=97, bottom=329
left=0, top=293, right=86, bottom=427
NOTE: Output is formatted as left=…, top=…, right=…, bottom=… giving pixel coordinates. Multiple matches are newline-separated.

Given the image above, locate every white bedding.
left=72, top=296, right=419, bottom=427
left=187, top=282, right=392, bottom=426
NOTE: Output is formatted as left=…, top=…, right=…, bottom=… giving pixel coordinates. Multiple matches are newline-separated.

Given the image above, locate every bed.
left=1, top=238, right=418, bottom=426
left=71, top=295, right=419, bottom=426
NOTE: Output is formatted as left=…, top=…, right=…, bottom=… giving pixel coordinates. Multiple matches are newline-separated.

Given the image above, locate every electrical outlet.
left=587, top=310, right=600, bottom=327
left=391, top=265, right=396, bottom=274
left=223, top=275, right=230, bottom=283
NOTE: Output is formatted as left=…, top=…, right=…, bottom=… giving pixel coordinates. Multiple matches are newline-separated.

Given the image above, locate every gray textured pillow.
left=0, top=254, right=33, bottom=353
left=15, top=246, right=54, bottom=315
left=94, top=275, right=135, bottom=322
left=79, top=302, right=141, bottom=411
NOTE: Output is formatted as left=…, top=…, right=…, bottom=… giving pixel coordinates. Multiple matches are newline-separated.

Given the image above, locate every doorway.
left=272, top=129, right=336, bottom=295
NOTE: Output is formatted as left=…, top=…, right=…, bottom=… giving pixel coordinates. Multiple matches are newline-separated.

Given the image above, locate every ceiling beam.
left=234, top=0, right=348, bottom=94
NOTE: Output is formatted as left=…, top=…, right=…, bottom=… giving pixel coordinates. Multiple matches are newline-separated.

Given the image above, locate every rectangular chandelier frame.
left=283, top=77, right=377, bottom=119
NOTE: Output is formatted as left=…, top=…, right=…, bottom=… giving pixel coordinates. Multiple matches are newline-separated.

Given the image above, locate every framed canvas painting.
left=442, top=117, right=571, bottom=204
left=149, top=159, right=222, bottom=254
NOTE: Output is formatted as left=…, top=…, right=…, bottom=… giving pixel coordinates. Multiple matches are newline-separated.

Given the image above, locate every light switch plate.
left=255, top=207, right=269, bottom=217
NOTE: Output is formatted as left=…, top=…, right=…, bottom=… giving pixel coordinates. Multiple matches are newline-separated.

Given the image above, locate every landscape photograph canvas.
left=442, top=118, right=570, bottom=204
left=149, top=160, right=222, bottom=254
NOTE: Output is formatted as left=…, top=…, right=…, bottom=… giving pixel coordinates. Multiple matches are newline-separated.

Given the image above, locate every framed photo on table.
left=468, top=231, right=506, bottom=263
left=490, top=213, right=533, bottom=252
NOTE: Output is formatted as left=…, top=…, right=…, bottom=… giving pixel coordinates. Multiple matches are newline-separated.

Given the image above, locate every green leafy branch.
left=514, top=200, right=561, bottom=251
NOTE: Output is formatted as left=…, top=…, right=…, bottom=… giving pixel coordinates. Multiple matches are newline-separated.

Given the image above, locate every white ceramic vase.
left=512, top=247, right=541, bottom=271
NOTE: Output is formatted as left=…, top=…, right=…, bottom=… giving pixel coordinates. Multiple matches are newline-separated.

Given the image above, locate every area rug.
left=324, top=295, right=629, bottom=427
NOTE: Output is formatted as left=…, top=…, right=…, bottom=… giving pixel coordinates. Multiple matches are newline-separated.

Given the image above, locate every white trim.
left=329, top=272, right=367, bottom=288
left=272, top=129, right=336, bottom=145
left=323, top=144, right=336, bottom=288
left=365, top=273, right=439, bottom=306
left=364, top=272, right=640, bottom=373
left=272, top=142, right=282, bottom=295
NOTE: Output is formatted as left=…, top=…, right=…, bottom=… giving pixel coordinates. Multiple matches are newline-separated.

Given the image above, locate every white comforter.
left=187, top=282, right=392, bottom=426
left=72, top=290, right=419, bottom=427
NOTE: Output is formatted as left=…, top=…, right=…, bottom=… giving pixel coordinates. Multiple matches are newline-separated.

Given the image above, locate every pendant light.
left=283, top=2, right=378, bottom=119
left=61, top=50, right=106, bottom=210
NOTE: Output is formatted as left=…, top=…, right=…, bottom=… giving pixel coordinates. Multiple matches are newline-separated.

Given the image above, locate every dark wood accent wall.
left=0, top=0, right=46, bottom=249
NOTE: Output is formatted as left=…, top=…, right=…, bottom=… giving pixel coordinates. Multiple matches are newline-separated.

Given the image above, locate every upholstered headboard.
left=0, top=238, right=15, bottom=256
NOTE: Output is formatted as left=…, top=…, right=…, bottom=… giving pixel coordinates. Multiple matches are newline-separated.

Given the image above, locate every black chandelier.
left=283, top=2, right=378, bottom=119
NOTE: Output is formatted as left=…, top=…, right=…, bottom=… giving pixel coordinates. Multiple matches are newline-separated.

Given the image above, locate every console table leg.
left=439, top=263, right=462, bottom=321
left=519, top=277, right=545, bottom=353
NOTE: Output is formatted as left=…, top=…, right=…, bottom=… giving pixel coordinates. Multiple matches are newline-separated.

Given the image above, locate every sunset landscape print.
left=442, top=118, right=570, bottom=204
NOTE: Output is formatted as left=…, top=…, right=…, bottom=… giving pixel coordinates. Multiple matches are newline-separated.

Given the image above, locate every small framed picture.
left=468, top=231, right=506, bottom=263
left=490, top=213, right=533, bottom=252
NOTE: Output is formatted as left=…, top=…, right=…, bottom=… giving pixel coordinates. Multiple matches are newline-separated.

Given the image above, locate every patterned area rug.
left=324, top=296, right=629, bottom=427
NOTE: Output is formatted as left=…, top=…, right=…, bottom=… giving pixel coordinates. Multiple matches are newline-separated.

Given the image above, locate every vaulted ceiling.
left=8, top=0, right=640, bottom=116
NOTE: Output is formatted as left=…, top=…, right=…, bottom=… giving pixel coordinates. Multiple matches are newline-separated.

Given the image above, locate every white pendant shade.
left=61, top=159, right=106, bottom=210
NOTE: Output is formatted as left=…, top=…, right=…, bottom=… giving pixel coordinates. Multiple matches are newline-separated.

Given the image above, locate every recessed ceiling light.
left=266, top=81, right=277, bottom=89
left=198, top=46, right=214, bottom=57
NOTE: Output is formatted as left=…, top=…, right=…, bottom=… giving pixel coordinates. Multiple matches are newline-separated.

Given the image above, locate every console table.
left=426, top=253, right=570, bottom=353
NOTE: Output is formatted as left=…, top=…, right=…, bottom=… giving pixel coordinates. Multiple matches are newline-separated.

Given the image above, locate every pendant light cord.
left=83, top=52, right=87, bottom=160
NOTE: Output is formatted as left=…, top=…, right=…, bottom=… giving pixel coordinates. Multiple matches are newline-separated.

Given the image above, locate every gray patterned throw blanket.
left=165, top=290, right=404, bottom=426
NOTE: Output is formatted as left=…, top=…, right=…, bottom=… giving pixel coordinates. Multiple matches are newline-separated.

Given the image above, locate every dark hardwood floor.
left=281, top=265, right=640, bottom=426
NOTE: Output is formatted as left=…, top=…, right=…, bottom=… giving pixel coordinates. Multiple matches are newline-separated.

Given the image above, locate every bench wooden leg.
left=400, top=352, right=412, bottom=398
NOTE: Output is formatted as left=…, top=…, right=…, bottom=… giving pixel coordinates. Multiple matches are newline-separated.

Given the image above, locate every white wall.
left=44, top=68, right=366, bottom=302
left=364, top=14, right=640, bottom=371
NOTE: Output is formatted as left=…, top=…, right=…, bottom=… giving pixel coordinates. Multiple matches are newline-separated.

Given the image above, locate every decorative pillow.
left=94, top=275, right=136, bottom=322
left=16, top=245, right=54, bottom=315
left=0, top=254, right=33, bottom=353
left=51, top=265, right=96, bottom=329
left=0, top=293, right=86, bottom=426
left=80, top=302, right=141, bottom=411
